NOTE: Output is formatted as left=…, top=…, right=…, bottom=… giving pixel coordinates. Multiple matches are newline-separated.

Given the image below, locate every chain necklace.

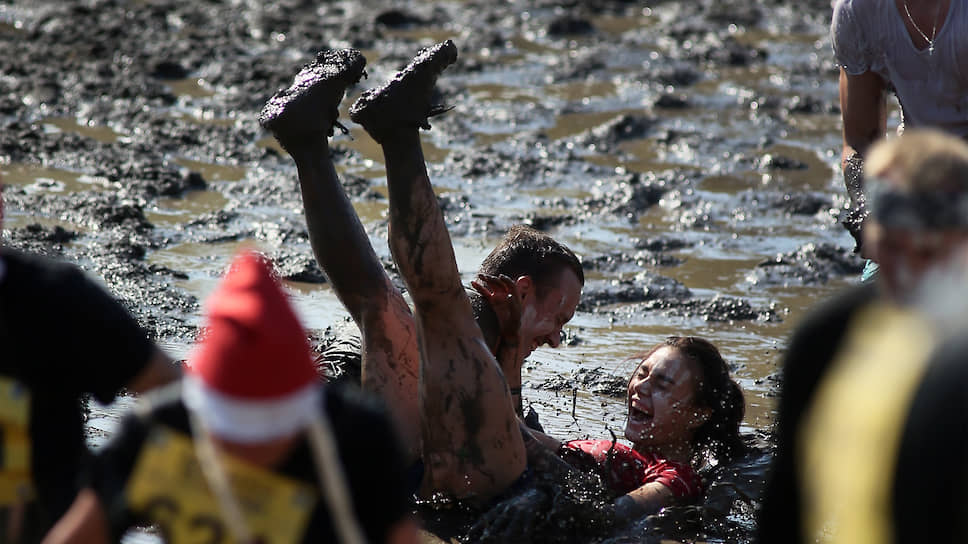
left=902, top=0, right=942, bottom=55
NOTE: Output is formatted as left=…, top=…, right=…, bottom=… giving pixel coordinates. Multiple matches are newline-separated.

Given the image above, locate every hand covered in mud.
left=471, top=273, right=522, bottom=346
left=464, top=487, right=550, bottom=544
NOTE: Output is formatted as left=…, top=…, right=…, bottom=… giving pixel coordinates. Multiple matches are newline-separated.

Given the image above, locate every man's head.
left=478, top=225, right=583, bottom=355
left=863, top=129, right=968, bottom=302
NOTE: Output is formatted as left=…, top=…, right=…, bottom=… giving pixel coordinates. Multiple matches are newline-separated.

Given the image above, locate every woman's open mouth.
left=629, top=402, right=652, bottom=422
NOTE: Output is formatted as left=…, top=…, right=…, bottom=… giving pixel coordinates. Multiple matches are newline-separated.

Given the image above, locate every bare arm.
left=838, top=68, right=888, bottom=250
left=613, top=481, right=676, bottom=521
left=839, top=67, right=887, bottom=176
left=524, top=426, right=563, bottom=452
left=386, top=517, right=420, bottom=544
left=41, top=489, right=110, bottom=544
left=124, top=348, right=179, bottom=394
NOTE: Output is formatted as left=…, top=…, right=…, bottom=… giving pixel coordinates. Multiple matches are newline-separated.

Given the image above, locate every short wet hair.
left=866, top=129, right=968, bottom=194
left=478, top=225, right=584, bottom=297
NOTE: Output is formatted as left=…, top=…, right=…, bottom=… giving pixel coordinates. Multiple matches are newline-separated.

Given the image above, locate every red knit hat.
left=183, top=250, right=320, bottom=443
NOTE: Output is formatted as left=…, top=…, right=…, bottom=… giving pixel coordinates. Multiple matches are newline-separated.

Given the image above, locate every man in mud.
left=258, top=45, right=584, bottom=471
left=758, top=129, right=968, bottom=543
left=0, top=184, right=179, bottom=542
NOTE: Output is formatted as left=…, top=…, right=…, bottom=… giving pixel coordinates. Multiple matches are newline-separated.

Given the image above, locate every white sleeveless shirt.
left=831, top=0, right=968, bottom=138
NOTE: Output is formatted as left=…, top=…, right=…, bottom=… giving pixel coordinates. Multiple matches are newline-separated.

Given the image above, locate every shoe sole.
left=349, top=40, right=458, bottom=141
left=259, top=49, right=367, bottom=142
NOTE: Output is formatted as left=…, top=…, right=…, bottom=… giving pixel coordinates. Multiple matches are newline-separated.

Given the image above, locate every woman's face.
left=625, top=346, right=708, bottom=453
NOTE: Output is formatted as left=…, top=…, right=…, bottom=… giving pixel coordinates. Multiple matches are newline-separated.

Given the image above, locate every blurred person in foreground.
left=0, top=180, right=178, bottom=543
left=44, top=250, right=418, bottom=544
left=757, top=128, right=968, bottom=543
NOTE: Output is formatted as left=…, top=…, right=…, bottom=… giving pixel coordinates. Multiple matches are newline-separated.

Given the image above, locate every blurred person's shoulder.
left=0, top=247, right=82, bottom=285
left=793, top=281, right=880, bottom=340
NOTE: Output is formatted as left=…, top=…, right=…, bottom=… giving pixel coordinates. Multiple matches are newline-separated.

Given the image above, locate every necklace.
left=902, top=0, right=942, bottom=55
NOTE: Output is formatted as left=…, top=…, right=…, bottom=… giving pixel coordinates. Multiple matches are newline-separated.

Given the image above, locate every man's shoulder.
left=781, top=282, right=879, bottom=384
left=1, top=248, right=80, bottom=283
left=833, top=0, right=889, bottom=17
left=797, top=282, right=879, bottom=333
left=831, top=0, right=891, bottom=41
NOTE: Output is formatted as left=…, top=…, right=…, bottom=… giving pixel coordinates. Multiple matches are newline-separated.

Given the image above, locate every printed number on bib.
left=126, top=427, right=316, bottom=544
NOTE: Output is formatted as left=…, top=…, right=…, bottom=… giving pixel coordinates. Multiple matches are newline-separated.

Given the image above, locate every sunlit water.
left=1, top=2, right=906, bottom=541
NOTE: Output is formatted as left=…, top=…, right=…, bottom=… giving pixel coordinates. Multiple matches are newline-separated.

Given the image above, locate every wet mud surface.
left=2, top=0, right=862, bottom=541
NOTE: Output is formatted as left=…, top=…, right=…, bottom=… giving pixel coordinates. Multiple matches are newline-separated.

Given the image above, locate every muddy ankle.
left=259, top=49, right=366, bottom=150
left=349, top=40, right=458, bottom=144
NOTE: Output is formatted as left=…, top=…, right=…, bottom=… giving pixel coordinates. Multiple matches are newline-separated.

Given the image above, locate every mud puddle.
left=2, top=0, right=861, bottom=541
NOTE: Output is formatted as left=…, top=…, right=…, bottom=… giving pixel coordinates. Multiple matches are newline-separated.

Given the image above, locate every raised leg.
left=260, top=50, right=420, bottom=461
left=351, top=41, right=526, bottom=501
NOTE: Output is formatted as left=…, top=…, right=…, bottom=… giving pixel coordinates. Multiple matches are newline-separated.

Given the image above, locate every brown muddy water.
left=0, top=0, right=897, bottom=541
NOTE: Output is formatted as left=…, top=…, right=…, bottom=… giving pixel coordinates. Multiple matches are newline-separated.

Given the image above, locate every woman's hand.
left=471, top=273, right=522, bottom=347
left=472, top=273, right=525, bottom=414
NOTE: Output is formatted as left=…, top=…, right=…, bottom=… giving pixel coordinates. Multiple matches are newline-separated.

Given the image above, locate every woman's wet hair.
left=479, top=225, right=584, bottom=297
left=637, top=336, right=746, bottom=465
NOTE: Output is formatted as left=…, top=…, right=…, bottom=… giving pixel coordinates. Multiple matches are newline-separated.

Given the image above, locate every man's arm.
left=41, top=489, right=110, bottom=544
left=839, top=68, right=888, bottom=249
left=839, top=67, right=888, bottom=185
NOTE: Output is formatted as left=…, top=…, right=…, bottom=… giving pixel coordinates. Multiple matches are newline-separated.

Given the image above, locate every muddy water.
left=1, top=0, right=875, bottom=540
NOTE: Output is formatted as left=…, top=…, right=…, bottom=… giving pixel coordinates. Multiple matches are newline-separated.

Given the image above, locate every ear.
left=515, top=275, right=533, bottom=300
left=687, top=406, right=712, bottom=431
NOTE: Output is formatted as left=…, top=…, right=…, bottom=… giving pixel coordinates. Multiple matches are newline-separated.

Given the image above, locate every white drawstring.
left=306, top=411, right=367, bottom=544
left=186, top=395, right=367, bottom=544
left=187, top=410, right=256, bottom=544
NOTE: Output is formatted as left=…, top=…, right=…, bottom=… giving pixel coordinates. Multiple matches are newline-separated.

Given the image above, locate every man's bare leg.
left=350, top=41, right=526, bottom=501
left=260, top=50, right=420, bottom=460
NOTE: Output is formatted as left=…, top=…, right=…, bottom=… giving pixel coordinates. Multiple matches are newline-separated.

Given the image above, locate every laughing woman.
left=559, top=336, right=747, bottom=519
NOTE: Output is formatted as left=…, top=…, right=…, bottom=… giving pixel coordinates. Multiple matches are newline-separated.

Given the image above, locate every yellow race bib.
left=0, top=376, right=33, bottom=505
left=126, top=427, right=317, bottom=544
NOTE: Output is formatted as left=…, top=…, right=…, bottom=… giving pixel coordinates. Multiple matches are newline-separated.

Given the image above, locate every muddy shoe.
left=349, top=40, right=458, bottom=143
left=259, top=49, right=367, bottom=150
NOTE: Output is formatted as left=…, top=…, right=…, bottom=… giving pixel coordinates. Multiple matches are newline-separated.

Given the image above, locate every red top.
left=561, top=439, right=703, bottom=499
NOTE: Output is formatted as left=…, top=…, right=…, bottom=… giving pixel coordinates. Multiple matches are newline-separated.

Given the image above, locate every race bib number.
left=126, top=427, right=316, bottom=544
left=0, top=376, right=32, bottom=505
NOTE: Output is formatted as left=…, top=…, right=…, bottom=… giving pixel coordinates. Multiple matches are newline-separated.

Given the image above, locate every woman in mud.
left=566, top=337, right=744, bottom=515
left=259, top=39, right=745, bottom=539
left=465, top=336, right=745, bottom=541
